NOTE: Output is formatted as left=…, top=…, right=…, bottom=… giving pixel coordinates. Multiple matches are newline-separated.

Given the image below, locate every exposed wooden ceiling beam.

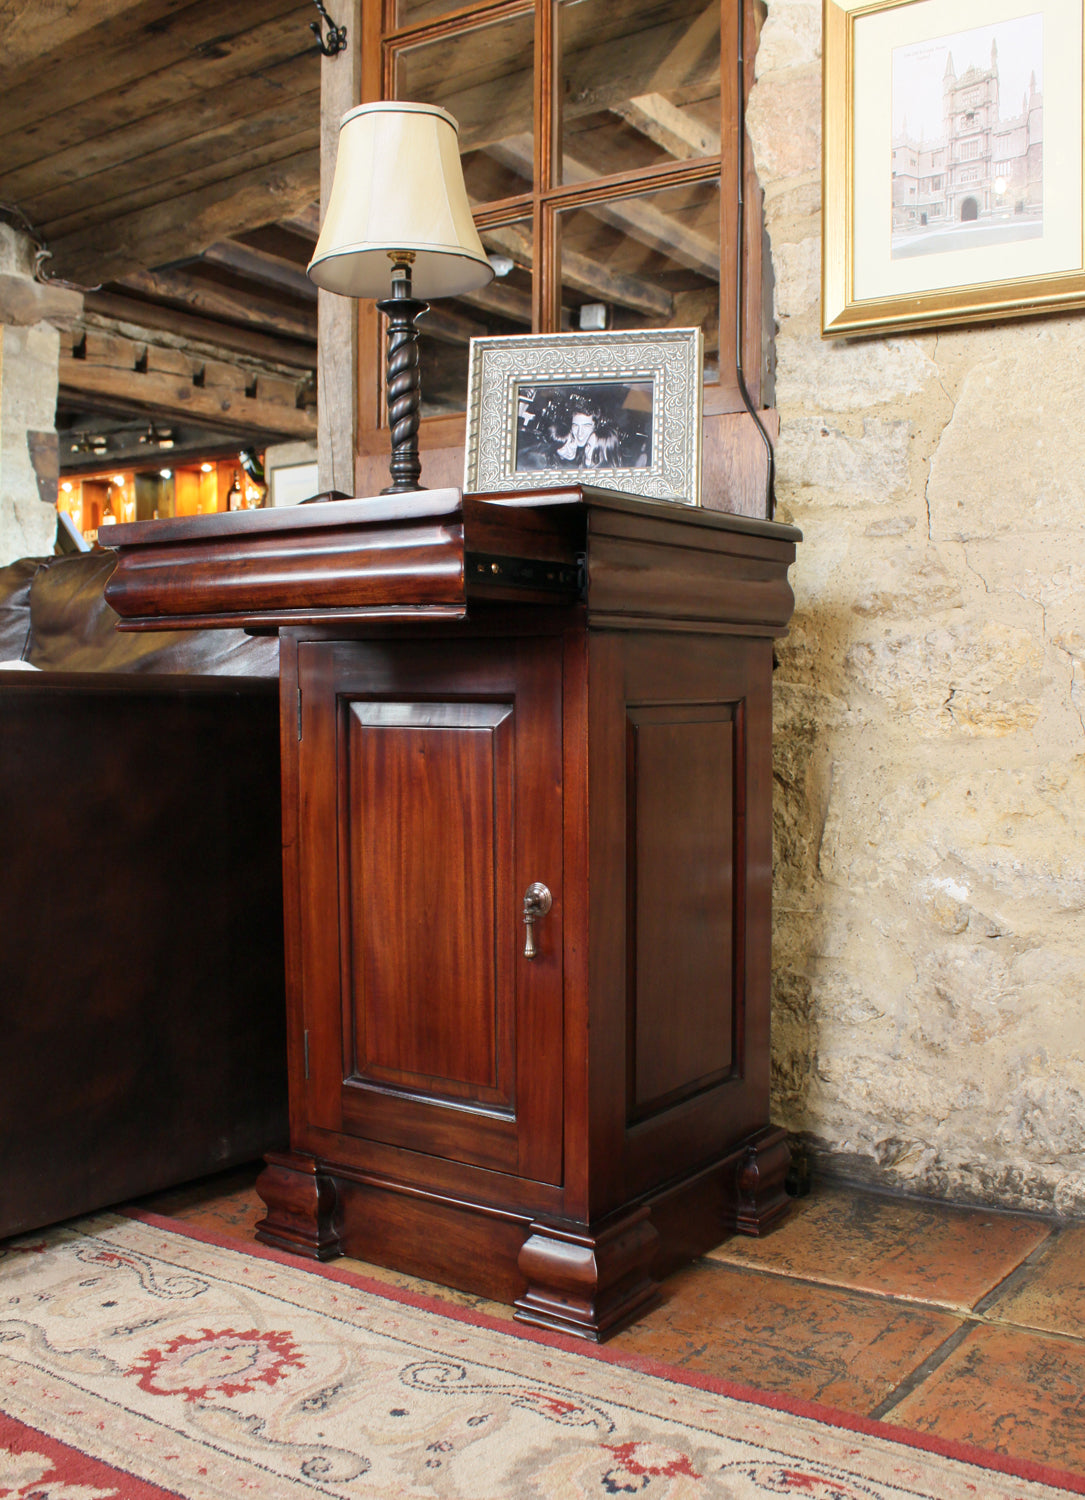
left=459, top=278, right=533, bottom=327
left=2, top=52, right=317, bottom=214
left=419, top=9, right=719, bottom=160
left=0, top=0, right=190, bottom=83
left=614, top=94, right=721, bottom=160
left=559, top=160, right=719, bottom=280
left=419, top=304, right=490, bottom=345
left=114, top=267, right=317, bottom=343
left=33, top=118, right=320, bottom=248
left=82, top=294, right=315, bottom=372
left=0, top=0, right=307, bottom=152
left=483, top=222, right=674, bottom=322
left=197, top=241, right=317, bottom=302
left=282, top=204, right=321, bottom=240
left=0, top=0, right=178, bottom=77
left=236, top=223, right=316, bottom=266
left=490, top=137, right=718, bottom=281
left=44, top=147, right=320, bottom=286
left=59, top=326, right=316, bottom=441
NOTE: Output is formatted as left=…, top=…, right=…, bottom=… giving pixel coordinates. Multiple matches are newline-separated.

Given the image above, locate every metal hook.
left=310, top=0, right=347, bottom=57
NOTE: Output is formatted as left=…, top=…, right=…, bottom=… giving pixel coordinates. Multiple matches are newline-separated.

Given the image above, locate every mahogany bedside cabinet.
left=106, top=484, right=800, bottom=1341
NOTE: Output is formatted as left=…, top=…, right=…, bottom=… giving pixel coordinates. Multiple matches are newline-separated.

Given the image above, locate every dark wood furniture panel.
left=106, top=486, right=799, bottom=1339
left=0, top=672, right=287, bottom=1239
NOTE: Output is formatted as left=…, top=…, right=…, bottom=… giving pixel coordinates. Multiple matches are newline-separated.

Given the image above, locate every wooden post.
left=317, top=0, right=362, bottom=497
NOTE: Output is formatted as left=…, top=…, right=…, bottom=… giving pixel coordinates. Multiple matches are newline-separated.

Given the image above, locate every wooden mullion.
left=384, top=0, right=532, bottom=46
left=537, top=154, right=723, bottom=215
left=472, top=194, right=534, bottom=228
left=718, top=0, right=741, bottom=404
left=739, top=0, right=763, bottom=409
left=535, top=0, right=557, bottom=331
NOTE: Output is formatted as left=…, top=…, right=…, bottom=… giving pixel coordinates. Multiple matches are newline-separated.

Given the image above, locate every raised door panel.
left=297, top=636, right=563, bottom=1187
left=585, top=630, right=773, bottom=1211
left=347, top=700, right=514, bottom=1107
left=627, top=705, right=738, bottom=1119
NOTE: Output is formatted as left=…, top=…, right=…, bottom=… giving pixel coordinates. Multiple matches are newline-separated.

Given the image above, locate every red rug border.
left=0, top=1407, right=187, bottom=1499
left=121, top=1206, right=1085, bottom=1497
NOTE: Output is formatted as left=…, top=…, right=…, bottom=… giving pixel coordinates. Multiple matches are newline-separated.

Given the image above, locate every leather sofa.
left=0, top=550, right=288, bottom=1238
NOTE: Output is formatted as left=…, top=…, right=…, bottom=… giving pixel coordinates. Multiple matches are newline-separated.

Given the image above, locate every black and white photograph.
left=513, top=381, right=653, bottom=474
left=464, top=328, right=703, bottom=503
left=891, top=16, right=1044, bottom=260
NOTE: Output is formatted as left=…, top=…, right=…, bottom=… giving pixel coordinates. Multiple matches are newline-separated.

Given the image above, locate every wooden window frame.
left=346, top=0, right=773, bottom=513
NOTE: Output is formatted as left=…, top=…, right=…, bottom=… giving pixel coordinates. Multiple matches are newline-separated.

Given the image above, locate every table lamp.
left=308, top=101, right=494, bottom=494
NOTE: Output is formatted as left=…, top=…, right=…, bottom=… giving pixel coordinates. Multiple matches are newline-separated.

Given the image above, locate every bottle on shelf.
left=226, top=470, right=243, bottom=510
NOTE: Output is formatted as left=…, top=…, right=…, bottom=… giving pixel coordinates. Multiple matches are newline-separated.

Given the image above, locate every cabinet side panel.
left=347, top=702, right=511, bottom=1100
left=628, top=708, right=736, bottom=1118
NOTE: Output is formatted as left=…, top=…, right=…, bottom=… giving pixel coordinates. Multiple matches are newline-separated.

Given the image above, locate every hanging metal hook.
left=310, top=0, right=347, bottom=56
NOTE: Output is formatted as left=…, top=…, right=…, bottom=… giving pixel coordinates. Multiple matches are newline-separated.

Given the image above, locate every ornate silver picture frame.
left=463, top=329, right=703, bottom=504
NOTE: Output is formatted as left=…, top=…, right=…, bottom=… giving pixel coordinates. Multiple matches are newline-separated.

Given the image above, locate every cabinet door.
left=296, top=636, right=563, bottom=1186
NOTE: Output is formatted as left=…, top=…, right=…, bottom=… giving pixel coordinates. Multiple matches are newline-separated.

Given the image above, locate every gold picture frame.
left=823, top=0, right=1085, bottom=337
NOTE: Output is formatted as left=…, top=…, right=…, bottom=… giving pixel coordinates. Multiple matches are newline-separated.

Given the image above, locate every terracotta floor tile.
left=983, top=1225, right=1085, bottom=1336
left=607, top=1259, right=961, bottom=1415
left=707, top=1185, right=1051, bottom=1310
left=889, top=1322, right=1085, bottom=1472
left=138, top=1165, right=264, bottom=1243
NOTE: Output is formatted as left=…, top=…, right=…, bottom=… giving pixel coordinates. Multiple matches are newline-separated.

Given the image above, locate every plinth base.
left=253, top=1129, right=791, bottom=1341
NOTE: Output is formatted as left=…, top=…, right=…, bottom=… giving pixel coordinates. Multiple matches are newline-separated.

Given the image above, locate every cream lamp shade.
left=307, top=101, right=494, bottom=300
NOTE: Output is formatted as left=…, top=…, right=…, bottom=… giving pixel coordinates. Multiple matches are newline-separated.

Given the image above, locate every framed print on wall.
left=823, top=0, right=1085, bottom=336
left=463, top=329, right=704, bottom=505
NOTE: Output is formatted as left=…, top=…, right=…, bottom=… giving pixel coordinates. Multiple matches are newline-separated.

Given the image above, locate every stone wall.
left=752, top=1, right=1085, bottom=1214
left=0, top=225, right=81, bottom=565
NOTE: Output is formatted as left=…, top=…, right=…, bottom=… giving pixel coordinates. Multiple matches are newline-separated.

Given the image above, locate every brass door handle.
left=522, top=882, right=552, bottom=959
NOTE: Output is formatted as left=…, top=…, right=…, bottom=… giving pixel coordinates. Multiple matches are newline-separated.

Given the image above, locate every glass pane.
left=394, top=12, right=535, bottom=206
left=560, top=0, right=720, bottom=182
left=557, top=178, right=721, bottom=382
left=416, top=220, right=534, bottom=417
left=396, top=0, right=466, bottom=25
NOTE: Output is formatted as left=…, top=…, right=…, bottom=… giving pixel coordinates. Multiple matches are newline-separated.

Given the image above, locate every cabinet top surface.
left=105, top=485, right=802, bottom=551
left=103, top=485, right=800, bottom=636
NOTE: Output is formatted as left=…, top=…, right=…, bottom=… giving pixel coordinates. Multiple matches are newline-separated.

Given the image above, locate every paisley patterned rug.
left=0, top=1211, right=1081, bottom=1499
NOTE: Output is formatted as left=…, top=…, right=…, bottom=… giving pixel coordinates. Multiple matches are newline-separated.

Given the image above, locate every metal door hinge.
left=297, top=687, right=303, bottom=740
left=303, top=1029, right=310, bottom=1080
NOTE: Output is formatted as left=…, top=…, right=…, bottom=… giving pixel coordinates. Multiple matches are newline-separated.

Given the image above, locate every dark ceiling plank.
left=113, top=268, right=318, bottom=343
left=44, top=146, right=321, bottom=285
left=84, top=290, right=315, bottom=369
left=31, top=98, right=320, bottom=238
left=236, top=224, right=316, bottom=266
left=282, top=204, right=321, bottom=240
left=2, top=51, right=317, bottom=209
left=198, top=242, right=318, bottom=302
left=0, top=0, right=308, bottom=160
left=0, top=0, right=166, bottom=72
left=0, top=0, right=191, bottom=84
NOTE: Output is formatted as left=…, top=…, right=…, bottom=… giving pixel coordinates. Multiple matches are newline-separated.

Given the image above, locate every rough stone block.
left=756, top=0, right=822, bottom=74
left=777, top=416, right=911, bottom=499
left=776, top=334, right=938, bottom=411
left=748, top=68, right=821, bottom=181
left=773, top=236, right=821, bottom=319
left=927, top=322, right=1085, bottom=541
